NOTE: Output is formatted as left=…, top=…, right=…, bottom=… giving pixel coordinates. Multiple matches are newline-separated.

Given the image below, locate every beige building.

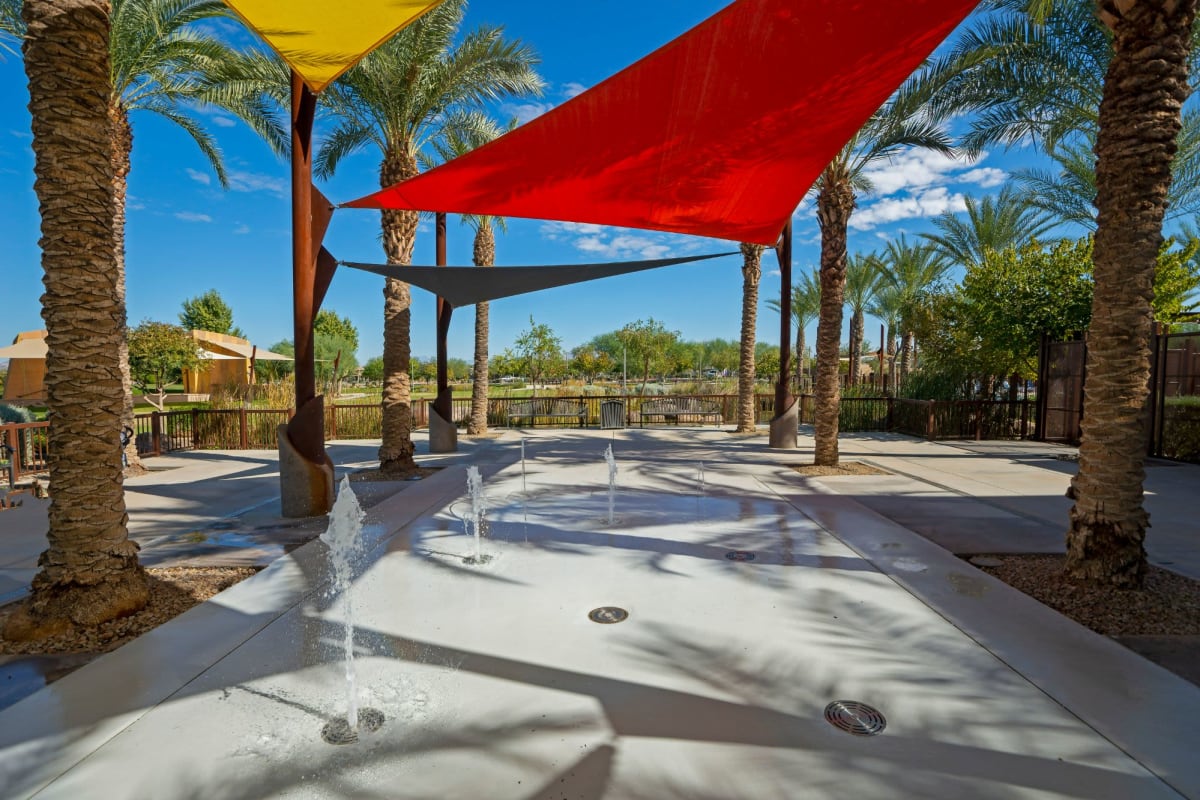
left=180, top=330, right=291, bottom=394
left=0, top=330, right=48, bottom=404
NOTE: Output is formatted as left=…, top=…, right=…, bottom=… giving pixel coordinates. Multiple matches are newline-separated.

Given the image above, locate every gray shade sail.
left=341, top=252, right=737, bottom=308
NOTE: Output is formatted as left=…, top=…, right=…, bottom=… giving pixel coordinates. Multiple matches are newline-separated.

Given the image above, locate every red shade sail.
left=345, top=0, right=980, bottom=245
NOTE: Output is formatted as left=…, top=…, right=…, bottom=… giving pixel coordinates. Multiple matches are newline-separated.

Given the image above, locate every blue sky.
left=0, top=1, right=1044, bottom=363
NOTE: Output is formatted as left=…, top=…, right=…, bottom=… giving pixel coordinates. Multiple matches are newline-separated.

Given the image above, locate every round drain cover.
left=588, top=606, right=629, bottom=624
left=321, top=707, right=386, bottom=745
left=725, top=550, right=756, bottom=561
left=824, top=700, right=886, bottom=736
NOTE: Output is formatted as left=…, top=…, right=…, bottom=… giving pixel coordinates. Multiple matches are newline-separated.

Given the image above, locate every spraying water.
left=320, top=476, right=364, bottom=731
left=466, top=465, right=488, bottom=562
left=605, top=444, right=618, bottom=525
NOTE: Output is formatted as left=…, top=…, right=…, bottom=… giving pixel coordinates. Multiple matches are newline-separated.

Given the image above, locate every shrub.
left=0, top=403, right=33, bottom=424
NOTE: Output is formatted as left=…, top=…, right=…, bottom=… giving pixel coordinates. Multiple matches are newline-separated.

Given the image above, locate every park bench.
left=638, top=398, right=725, bottom=426
left=507, top=398, right=587, bottom=428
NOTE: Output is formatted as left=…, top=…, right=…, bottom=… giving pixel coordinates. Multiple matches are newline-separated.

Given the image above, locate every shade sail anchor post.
left=769, top=220, right=797, bottom=449
left=282, top=70, right=334, bottom=516
left=430, top=211, right=457, bottom=453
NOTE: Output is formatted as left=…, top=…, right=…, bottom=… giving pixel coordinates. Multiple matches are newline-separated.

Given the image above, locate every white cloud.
left=233, top=223, right=251, bottom=235
left=175, top=211, right=213, bottom=223
left=562, top=81, right=588, bottom=99
left=861, top=150, right=968, bottom=195
left=540, top=221, right=685, bottom=259
left=501, top=101, right=554, bottom=125
left=174, top=211, right=211, bottom=224
left=185, top=168, right=211, bottom=186
left=958, top=167, right=1007, bottom=188
left=766, top=269, right=781, bottom=277
left=850, top=187, right=966, bottom=230
left=227, top=170, right=286, bottom=195
left=211, top=116, right=237, bottom=128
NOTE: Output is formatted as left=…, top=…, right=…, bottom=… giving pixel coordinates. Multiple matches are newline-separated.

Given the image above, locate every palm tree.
left=5, top=0, right=148, bottom=641
left=924, top=0, right=1199, bottom=586
left=736, top=243, right=765, bottom=432
left=0, top=0, right=21, bottom=56
left=315, top=0, right=542, bottom=476
left=1065, top=0, right=1197, bottom=587
left=866, top=285, right=903, bottom=394
left=1016, top=112, right=1200, bottom=229
left=811, top=95, right=954, bottom=466
left=106, top=0, right=285, bottom=473
left=922, top=185, right=1057, bottom=268
left=421, top=111, right=511, bottom=436
left=843, top=253, right=882, bottom=386
left=766, top=268, right=821, bottom=393
left=878, top=235, right=952, bottom=382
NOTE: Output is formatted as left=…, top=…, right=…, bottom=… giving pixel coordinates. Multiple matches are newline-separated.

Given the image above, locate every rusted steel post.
left=434, top=212, right=453, bottom=422
left=774, top=220, right=793, bottom=416
left=289, top=71, right=322, bottom=461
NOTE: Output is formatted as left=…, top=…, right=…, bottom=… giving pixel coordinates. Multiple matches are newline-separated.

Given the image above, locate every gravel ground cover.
left=0, top=567, right=259, bottom=657
left=971, top=554, right=1200, bottom=637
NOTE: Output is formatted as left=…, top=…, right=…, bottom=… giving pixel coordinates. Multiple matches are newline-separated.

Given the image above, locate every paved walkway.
left=1, top=427, right=1197, bottom=799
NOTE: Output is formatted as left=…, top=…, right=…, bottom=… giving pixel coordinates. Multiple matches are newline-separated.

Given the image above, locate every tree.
left=617, top=319, right=680, bottom=393
left=766, top=268, right=821, bottom=392
left=316, top=0, right=542, bottom=476
left=512, top=316, right=563, bottom=395
left=1067, top=0, right=1198, bottom=587
left=258, top=339, right=295, bottom=381
left=811, top=88, right=954, bottom=464
left=313, top=310, right=359, bottom=355
left=923, top=0, right=1200, bottom=587
left=568, top=346, right=615, bottom=383
left=878, top=235, right=952, bottom=383
left=1016, top=114, right=1200, bottom=229
left=128, top=320, right=205, bottom=410
left=107, top=0, right=282, bottom=473
left=737, top=243, right=765, bottom=432
left=4, top=0, right=149, bottom=641
left=422, top=111, right=513, bottom=435
left=922, top=186, right=1057, bottom=269
left=179, top=289, right=244, bottom=337
left=361, top=356, right=384, bottom=383
left=755, top=342, right=780, bottom=382
left=314, top=333, right=358, bottom=397
left=844, top=253, right=882, bottom=386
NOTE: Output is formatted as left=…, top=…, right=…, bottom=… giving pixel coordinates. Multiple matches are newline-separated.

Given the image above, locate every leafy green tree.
left=361, top=356, right=385, bottom=383
left=616, top=319, right=680, bottom=394
left=512, top=316, right=563, bottom=396
left=258, top=339, right=295, bottom=381
left=314, top=333, right=357, bottom=396
left=755, top=342, right=780, bottom=382
left=179, top=289, right=243, bottom=337
left=313, top=310, right=359, bottom=355
left=315, top=0, right=542, bottom=475
left=569, top=346, right=615, bottom=383
left=128, top=320, right=205, bottom=410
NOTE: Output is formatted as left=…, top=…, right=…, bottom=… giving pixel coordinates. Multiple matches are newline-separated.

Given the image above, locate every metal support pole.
left=289, top=71, right=322, bottom=463
left=434, top=212, right=452, bottom=421
left=774, top=220, right=793, bottom=416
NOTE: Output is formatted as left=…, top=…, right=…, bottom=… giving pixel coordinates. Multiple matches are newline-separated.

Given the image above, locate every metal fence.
left=1, top=394, right=1037, bottom=486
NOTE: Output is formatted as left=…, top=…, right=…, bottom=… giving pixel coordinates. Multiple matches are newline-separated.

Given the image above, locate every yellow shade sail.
left=223, top=0, right=445, bottom=93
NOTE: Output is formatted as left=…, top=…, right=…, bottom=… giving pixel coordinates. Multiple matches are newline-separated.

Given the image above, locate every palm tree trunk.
left=468, top=221, right=495, bottom=435
left=378, top=147, right=418, bottom=476
left=899, top=329, right=912, bottom=386
left=5, top=0, right=148, bottom=642
left=814, top=175, right=854, bottom=465
left=849, top=309, right=864, bottom=388
left=886, top=322, right=897, bottom=394
left=1066, top=0, right=1196, bottom=588
left=111, top=101, right=144, bottom=475
left=797, top=324, right=807, bottom=394
left=737, top=243, right=763, bottom=432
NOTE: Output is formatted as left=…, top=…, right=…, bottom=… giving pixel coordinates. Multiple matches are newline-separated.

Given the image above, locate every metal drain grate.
left=321, top=707, right=386, bottom=745
left=724, top=550, right=756, bottom=561
left=824, top=701, right=886, bottom=736
left=588, top=606, right=629, bottom=624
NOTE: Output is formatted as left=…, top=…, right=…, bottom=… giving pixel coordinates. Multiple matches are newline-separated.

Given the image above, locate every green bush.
left=0, top=403, right=33, bottom=424
left=1162, top=396, right=1200, bottom=463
